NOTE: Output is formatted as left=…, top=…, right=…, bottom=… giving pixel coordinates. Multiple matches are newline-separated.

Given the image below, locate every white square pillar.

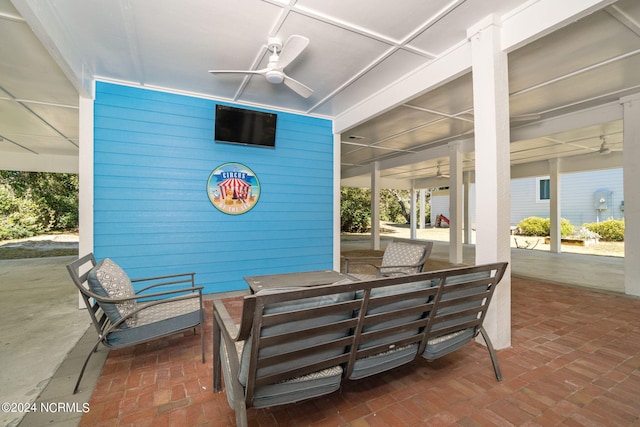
left=622, top=94, right=640, bottom=296
left=449, top=141, right=463, bottom=264
left=468, top=15, right=512, bottom=349
left=549, top=159, right=562, bottom=253
left=371, top=161, right=381, bottom=250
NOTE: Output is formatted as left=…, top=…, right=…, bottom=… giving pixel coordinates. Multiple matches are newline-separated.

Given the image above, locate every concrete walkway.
left=0, top=256, right=92, bottom=427
left=344, top=236, right=624, bottom=293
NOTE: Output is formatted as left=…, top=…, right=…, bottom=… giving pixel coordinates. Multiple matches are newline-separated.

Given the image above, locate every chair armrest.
left=81, top=285, right=203, bottom=304
left=103, top=291, right=202, bottom=332
left=344, top=256, right=383, bottom=273
left=132, top=272, right=196, bottom=294
left=213, top=299, right=240, bottom=341
left=343, top=256, right=383, bottom=262
left=377, top=261, right=424, bottom=270
left=213, top=298, right=244, bottom=393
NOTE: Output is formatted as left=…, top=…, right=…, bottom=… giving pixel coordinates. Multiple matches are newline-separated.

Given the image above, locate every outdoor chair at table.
left=344, top=237, right=433, bottom=278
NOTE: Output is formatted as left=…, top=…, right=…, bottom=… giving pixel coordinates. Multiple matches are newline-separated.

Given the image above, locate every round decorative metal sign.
left=207, top=162, right=260, bottom=215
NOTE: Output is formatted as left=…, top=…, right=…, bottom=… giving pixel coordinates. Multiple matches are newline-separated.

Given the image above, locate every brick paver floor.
left=80, top=277, right=640, bottom=426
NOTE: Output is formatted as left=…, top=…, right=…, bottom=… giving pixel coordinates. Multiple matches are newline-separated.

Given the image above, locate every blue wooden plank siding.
left=93, top=82, right=334, bottom=294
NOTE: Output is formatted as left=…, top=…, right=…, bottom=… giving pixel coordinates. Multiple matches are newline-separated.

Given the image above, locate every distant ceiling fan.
left=208, top=35, right=314, bottom=98
left=436, top=162, right=449, bottom=179
left=598, top=135, right=613, bottom=155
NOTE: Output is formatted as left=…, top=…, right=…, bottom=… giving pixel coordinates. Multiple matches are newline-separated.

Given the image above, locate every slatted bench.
left=213, top=262, right=508, bottom=426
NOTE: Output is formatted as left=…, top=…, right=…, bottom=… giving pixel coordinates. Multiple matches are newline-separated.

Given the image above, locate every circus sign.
left=207, top=163, right=260, bottom=215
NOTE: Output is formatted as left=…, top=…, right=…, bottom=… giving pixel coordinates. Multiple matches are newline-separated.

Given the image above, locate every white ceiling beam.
left=510, top=101, right=623, bottom=142
left=0, top=152, right=78, bottom=173
left=341, top=141, right=471, bottom=180
left=333, top=41, right=472, bottom=134
left=500, top=0, right=618, bottom=52
left=334, top=0, right=616, bottom=135
left=510, top=152, right=622, bottom=179
left=606, top=4, right=640, bottom=37
left=11, top=0, right=94, bottom=98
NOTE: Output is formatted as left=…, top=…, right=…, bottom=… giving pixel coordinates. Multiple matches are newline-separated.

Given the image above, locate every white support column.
left=78, top=94, right=94, bottom=308
left=449, top=142, right=463, bottom=264
left=334, top=133, right=342, bottom=271
left=410, top=182, right=418, bottom=240
left=371, top=162, right=381, bottom=251
left=419, top=189, right=426, bottom=230
left=463, top=171, right=472, bottom=244
left=469, top=16, right=512, bottom=349
left=549, top=159, right=562, bottom=253
left=622, top=94, right=640, bottom=296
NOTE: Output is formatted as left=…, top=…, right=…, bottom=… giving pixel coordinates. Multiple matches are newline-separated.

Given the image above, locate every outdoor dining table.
left=244, top=270, right=347, bottom=293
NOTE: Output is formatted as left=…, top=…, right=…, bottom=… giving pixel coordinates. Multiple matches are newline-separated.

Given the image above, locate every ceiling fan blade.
left=276, top=35, right=309, bottom=69
left=283, top=75, right=313, bottom=98
left=208, top=69, right=267, bottom=76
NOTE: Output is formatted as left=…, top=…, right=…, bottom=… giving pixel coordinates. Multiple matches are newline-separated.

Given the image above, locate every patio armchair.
left=66, top=253, right=205, bottom=394
left=344, top=238, right=433, bottom=278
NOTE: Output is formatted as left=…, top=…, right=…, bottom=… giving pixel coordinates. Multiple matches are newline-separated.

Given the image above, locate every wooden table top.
left=244, top=270, right=346, bottom=293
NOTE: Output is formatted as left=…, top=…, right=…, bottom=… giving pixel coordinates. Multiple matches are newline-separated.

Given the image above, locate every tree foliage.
left=340, top=187, right=370, bottom=232
left=340, top=187, right=432, bottom=232
left=0, top=171, right=78, bottom=240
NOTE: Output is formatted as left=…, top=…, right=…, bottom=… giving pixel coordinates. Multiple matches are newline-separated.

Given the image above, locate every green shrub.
left=0, top=185, right=45, bottom=240
left=340, top=187, right=370, bottom=233
left=517, top=216, right=574, bottom=237
left=583, top=219, right=624, bottom=241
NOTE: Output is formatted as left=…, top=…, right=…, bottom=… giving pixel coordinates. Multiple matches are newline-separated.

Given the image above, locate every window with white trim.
left=536, top=177, right=550, bottom=202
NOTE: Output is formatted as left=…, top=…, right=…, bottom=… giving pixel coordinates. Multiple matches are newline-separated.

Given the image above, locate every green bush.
left=340, top=187, right=370, bottom=233
left=517, top=216, right=574, bottom=237
left=583, top=219, right=624, bottom=241
left=0, top=172, right=78, bottom=241
left=0, top=185, right=45, bottom=240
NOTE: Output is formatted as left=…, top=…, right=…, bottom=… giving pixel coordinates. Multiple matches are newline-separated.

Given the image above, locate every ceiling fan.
left=599, top=136, right=611, bottom=154
left=436, top=162, right=449, bottom=179
left=597, top=135, right=624, bottom=155
left=208, top=35, right=314, bottom=98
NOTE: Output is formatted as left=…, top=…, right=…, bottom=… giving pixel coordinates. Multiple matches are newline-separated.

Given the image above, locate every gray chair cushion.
left=87, top=258, right=137, bottom=327
left=107, top=300, right=201, bottom=347
left=422, top=271, right=490, bottom=360
left=221, top=342, right=343, bottom=409
left=380, top=241, right=426, bottom=275
left=423, top=329, right=475, bottom=360
left=350, top=279, right=432, bottom=379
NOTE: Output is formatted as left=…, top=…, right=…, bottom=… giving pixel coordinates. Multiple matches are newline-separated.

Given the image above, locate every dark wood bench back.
left=213, top=262, right=508, bottom=421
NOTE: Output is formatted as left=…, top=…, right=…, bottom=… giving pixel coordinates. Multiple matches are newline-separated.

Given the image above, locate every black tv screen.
left=214, top=105, right=277, bottom=148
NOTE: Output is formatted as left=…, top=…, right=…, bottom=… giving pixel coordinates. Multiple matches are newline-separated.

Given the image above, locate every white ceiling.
left=1, top=0, right=638, bottom=187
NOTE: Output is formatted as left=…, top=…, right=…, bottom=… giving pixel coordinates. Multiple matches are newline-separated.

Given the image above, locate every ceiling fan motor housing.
left=266, top=69, right=284, bottom=84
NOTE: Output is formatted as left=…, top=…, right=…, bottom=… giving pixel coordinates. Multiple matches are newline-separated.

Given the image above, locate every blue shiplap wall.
left=93, top=82, right=334, bottom=294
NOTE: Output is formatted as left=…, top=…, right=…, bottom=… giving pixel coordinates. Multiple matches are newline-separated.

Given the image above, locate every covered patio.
left=23, top=277, right=640, bottom=426
left=11, top=245, right=636, bottom=426
left=79, top=277, right=640, bottom=426
left=1, top=1, right=639, bottom=425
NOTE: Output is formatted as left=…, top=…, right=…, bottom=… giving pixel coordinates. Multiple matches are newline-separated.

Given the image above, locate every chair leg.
left=199, top=306, right=206, bottom=363
left=200, top=323, right=205, bottom=363
left=235, top=401, right=248, bottom=427
left=73, top=340, right=102, bottom=394
left=213, top=317, right=222, bottom=392
left=479, top=326, right=503, bottom=381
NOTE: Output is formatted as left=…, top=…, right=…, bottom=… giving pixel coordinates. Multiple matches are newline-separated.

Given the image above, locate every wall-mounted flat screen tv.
left=214, top=104, right=277, bottom=148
